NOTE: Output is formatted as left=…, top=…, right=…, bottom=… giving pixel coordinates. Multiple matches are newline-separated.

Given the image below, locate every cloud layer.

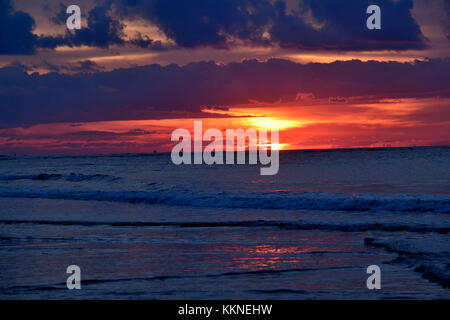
left=112, top=0, right=428, bottom=51
left=0, top=0, right=430, bottom=54
left=0, top=58, right=448, bottom=128
left=0, top=0, right=165, bottom=54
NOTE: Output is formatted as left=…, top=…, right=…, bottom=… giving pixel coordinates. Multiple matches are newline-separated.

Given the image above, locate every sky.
left=0, top=0, right=449, bottom=154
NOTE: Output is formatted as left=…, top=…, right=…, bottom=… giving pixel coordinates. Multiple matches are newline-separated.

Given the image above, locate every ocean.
left=0, top=146, right=449, bottom=299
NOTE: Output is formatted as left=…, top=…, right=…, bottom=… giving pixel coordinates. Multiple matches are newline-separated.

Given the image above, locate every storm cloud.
left=0, top=58, right=448, bottom=128
left=0, top=0, right=165, bottom=54
left=113, top=0, right=428, bottom=50
left=0, top=0, right=41, bottom=54
left=0, top=0, right=431, bottom=54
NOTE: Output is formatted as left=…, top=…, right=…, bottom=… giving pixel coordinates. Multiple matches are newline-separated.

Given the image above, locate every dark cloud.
left=287, top=0, right=427, bottom=50
left=40, top=59, right=104, bottom=73
left=445, top=0, right=450, bottom=40
left=6, top=60, right=36, bottom=71
left=328, top=97, right=348, bottom=104
left=63, top=5, right=126, bottom=48
left=204, top=105, right=230, bottom=112
left=0, top=0, right=431, bottom=54
left=0, top=0, right=38, bottom=54
left=48, top=2, right=69, bottom=25
left=0, top=58, right=448, bottom=129
left=114, top=0, right=274, bottom=48
left=69, top=60, right=104, bottom=72
left=114, top=0, right=427, bottom=51
left=0, top=0, right=69, bottom=53
left=52, top=3, right=167, bottom=49
left=0, top=0, right=167, bottom=54
left=128, top=32, right=165, bottom=50
left=61, top=128, right=156, bottom=140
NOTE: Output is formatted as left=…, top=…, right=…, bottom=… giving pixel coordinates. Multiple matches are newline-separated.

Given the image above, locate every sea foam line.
left=0, top=187, right=449, bottom=213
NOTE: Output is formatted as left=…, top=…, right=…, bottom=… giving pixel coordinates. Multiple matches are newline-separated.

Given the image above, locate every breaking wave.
left=0, top=173, right=120, bottom=182
left=365, top=237, right=450, bottom=289
left=0, top=187, right=448, bottom=213
left=0, top=219, right=447, bottom=234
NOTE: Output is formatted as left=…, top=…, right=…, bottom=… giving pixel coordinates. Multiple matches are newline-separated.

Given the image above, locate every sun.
left=245, top=117, right=301, bottom=130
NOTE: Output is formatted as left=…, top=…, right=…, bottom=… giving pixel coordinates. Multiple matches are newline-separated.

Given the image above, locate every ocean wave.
left=1, top=219, right=448, bottom=234
left=0, top=173, right=120, bottom=182
left=65, top=173, right=121, bottom=182
left=365, top=237, right=450, bottom=289
left=0, top=174, right=62, bottom=181
left=0, top=265, right=355, bottom=294
left=0, top=187, right=449, bottom=213
left=414, top=264, right=450, bottom=289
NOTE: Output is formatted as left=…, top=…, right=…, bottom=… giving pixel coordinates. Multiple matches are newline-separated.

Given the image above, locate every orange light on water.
left=258, top=142, right=288, bottom=150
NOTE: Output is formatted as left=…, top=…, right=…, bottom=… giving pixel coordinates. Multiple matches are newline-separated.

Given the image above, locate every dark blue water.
left=0, top=147, right=449, bottom=299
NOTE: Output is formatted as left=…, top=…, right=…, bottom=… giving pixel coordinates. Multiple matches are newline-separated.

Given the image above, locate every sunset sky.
left=0, top=0, right=449, bottom=154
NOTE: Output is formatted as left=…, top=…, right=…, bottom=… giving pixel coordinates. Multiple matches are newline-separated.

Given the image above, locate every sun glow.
left=245, top=117, right=301, bottom=130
